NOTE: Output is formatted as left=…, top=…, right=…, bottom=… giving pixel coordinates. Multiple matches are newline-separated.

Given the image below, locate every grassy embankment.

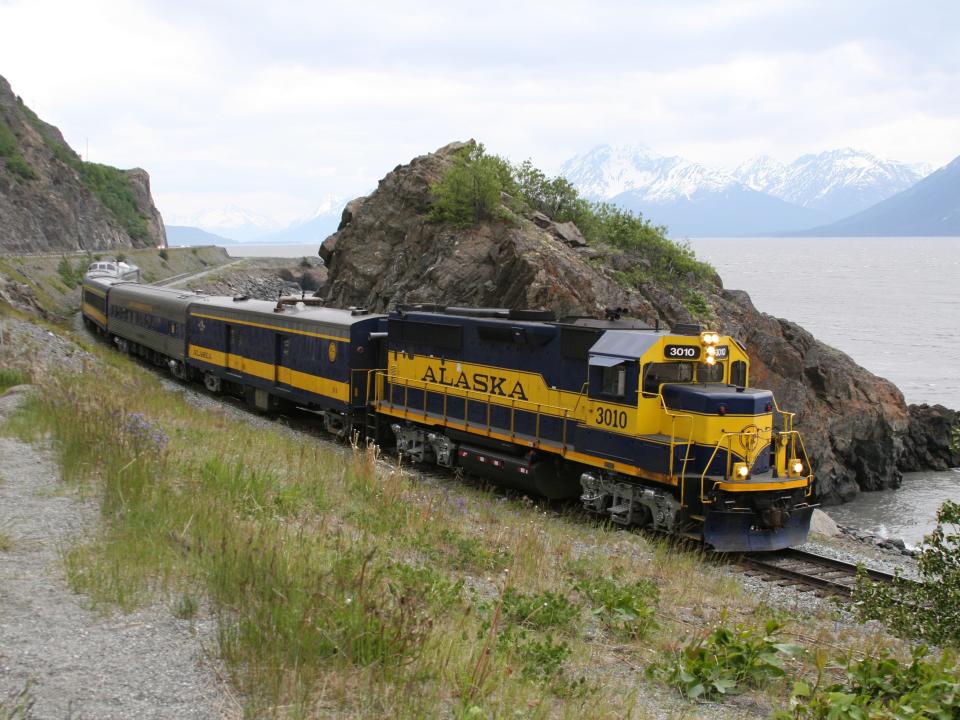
left=0, top=245, right=232, bottom=319
left=0, top=332, right=913, bottom=719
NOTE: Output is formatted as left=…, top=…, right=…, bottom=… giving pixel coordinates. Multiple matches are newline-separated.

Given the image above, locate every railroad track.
left=738, top=548, right=910, bottom=598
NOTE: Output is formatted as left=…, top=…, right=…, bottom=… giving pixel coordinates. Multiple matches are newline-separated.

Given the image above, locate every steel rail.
left=737, top=547, right=910, bottom=598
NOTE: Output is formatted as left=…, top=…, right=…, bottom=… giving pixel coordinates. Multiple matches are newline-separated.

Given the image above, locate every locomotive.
left=80, top=278, right=816, bottom=552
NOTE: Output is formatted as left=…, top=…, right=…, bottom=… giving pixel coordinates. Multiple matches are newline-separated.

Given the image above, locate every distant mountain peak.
left=559, top=143, right=737, bottom=202
left=801, top=151, right=960, bottom=236
left=728, top=148, right=927, bottom=221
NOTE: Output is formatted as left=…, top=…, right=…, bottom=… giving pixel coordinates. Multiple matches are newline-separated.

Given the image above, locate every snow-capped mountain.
left=255, top=194, right=347, bottom=245
left=559, top=144, right=738, bottom=202
left=171, top=205, right=281, bottom=242
left=730, top=149, right=928, bottom=222
left=804, top=154, right=960, bottom=236
left=559, top=144, right=930, bottom=236
left=560, top=144, right=823, bottom=236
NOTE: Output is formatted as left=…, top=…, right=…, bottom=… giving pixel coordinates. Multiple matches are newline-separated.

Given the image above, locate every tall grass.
left=0, top=368, right=29, bottom=393
left=2, top=349, right=885, bottom=718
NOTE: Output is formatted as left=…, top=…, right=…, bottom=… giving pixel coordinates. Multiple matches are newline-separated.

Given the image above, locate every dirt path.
left=0, top=387, right=235, bottom=719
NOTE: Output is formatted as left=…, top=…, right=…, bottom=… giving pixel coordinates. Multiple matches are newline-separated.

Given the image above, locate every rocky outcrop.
left=319, top=142, right=957, bottom=504
left=0, top=75, right=165, bottom=253
left=320, top=142, right=645, bottom=318
left=899, top=404, right=960, bottom=472
left=186, top=259, right=325, bottom=301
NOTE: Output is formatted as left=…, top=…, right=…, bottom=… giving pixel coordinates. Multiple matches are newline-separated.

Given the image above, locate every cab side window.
left=730, top=360, right=747, bottom=387
left=601, top=364, right=626, bottom=397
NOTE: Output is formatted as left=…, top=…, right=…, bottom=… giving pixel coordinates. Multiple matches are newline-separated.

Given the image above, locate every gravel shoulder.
left=0, top=386, right=236, bottom=719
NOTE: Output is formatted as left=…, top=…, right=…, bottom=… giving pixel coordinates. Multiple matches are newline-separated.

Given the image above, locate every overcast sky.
left=1, top=0, right=958, bottom=227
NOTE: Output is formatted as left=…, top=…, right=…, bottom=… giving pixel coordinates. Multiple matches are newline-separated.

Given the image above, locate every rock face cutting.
left=0, top=75, right=165, bottom=253
left=320, top=142, right=957, bottom=504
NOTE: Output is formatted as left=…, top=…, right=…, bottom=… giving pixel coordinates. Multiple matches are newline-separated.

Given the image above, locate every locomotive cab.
left=580, top=328, right=814, bottom=551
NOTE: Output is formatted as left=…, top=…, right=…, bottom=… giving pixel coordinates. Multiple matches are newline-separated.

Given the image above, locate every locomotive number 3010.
left=664, top=344, right=701, bottom=359
left=595, top=407, right=628, bottom=429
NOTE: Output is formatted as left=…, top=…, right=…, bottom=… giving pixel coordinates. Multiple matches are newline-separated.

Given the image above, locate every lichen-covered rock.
left=319, top=142, right=957, bottom=503
left=0, top=75, right=165, bottom=253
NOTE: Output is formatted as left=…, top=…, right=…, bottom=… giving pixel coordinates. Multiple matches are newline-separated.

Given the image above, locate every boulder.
left=808, top=509, right=841, bottom=538
left=899, top=404, right=960, bottom=471
left=551, top=221, right=588, bottom=247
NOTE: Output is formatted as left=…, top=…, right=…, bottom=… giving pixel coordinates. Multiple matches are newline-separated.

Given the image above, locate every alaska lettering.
left=422, top=366, right=528, bottom=401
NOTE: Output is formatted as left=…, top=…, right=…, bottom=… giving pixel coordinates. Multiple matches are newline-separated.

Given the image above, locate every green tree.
left=512, top=159, right=588, bottom=223
left=853, top=500, right=960, bottom=646
left=429, top=144, right=515, bottom=227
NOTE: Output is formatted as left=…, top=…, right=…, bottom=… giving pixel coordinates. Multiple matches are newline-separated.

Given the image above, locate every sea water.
left=688, top=236, right=960, bottom=544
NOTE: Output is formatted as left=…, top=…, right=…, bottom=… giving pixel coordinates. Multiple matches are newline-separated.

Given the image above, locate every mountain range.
left=166, top=195, right=345, bottom=247
left=168, top=144, right=957, bottom=245
left=803, top=155, right=960, bottom=236
left=559, top=145, right=944, bottom=237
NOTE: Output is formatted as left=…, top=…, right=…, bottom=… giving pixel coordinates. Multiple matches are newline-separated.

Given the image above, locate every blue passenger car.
left=183, top=297, right=384, bottom=433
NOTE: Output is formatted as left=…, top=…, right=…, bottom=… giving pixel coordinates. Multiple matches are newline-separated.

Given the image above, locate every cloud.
left=1, top=0, right=958, bottom=226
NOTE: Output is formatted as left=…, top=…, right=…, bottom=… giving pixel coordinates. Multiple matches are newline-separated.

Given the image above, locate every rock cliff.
left=320, top=142, right=957, bottom=503
left=0, top=75, right=165, bottom=253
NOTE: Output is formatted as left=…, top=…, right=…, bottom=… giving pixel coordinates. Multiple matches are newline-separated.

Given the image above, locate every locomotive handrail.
left=655, top=389, right=696, bottom=504
left=770, top=396, right=795, bottom=434
left=371, top=370, right=577, bottom=451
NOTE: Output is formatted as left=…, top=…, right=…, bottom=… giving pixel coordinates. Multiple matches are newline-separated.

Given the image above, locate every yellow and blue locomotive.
left=375, top=307, right=815, bottom=552
left=80, top=279, right=815, bottom=552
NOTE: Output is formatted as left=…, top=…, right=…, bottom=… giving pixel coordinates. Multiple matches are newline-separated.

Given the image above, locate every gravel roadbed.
left=0, top=387, right=236, bottom=719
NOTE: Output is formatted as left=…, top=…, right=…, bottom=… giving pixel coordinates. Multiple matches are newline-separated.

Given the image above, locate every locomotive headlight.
left=706, top=346, right=716, bottom=357
left=789, top=458, right=804, bottom=477
left=705, top=356, right=716, bottom=365
left=710, top=333, right=720, bottom=344
left=733, top=462, right=750, bottom=480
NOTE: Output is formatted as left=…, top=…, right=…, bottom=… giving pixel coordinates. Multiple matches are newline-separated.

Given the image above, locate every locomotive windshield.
left=643, top=360, right=727, bottom=394
left=643, top=361, right=693, bottom=394
left=697, top=361, right=724, bottom=383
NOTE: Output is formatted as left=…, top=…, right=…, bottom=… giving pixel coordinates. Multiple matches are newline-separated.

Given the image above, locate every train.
left=80, top=276, right=816, bottom=552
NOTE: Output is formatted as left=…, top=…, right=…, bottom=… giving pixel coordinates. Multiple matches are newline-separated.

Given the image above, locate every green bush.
left=429, top=143, right=516, bottom=227
left=158, top=248, right=169, bottom=261
left=853, top=500, right=960, bottom=647
left=77, top=163, right=149, bottom=241
left=0, top=120, right=37, bottom=182
left=512, top=159, right=587, bottom=223
left=501, top=587, right=580, bottom=631
left=777, top=647, right=960, bottom=719
left=427, top=144, right=715, bottom=292
left=56, top=256, right=84, bottom=289
left=575, top=574, right=659, bottom=639
left=4, top=154, right=36, bottom=181
left=647, top=620, right=802, bottom=700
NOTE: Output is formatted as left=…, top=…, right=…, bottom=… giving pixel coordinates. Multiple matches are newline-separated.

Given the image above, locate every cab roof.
left=588, top=329, right=663, bottom=360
